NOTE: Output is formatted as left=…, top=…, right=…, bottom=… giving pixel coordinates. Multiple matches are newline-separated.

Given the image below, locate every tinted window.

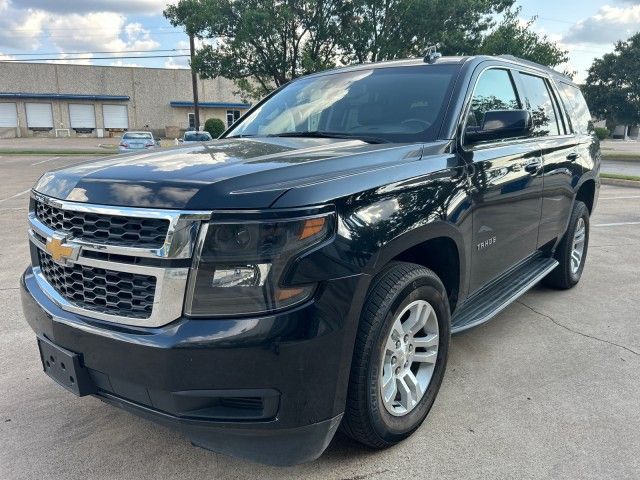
left=468, top=69, right=521, bottom=129
left=557, top=82, right=592, bottom=134
left=227, top=65, right=458, bottom=143
left=123, top=132, right=152, bottom=140
left=519, top=73, right=560, bottom=137
left=184, top=132, right=212, bottom=141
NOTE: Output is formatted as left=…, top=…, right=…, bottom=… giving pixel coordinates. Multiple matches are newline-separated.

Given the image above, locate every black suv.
left=21, top=55, right=599, bottom=465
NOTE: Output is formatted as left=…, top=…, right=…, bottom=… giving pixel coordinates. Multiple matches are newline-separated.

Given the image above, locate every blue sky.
left=0, top=0, right=638, bottom=82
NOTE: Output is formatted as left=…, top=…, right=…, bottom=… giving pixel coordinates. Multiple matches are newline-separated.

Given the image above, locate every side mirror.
left=465, top=110, right=532, bottom=144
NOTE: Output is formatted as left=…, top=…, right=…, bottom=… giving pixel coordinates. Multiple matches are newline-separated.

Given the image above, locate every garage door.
left=69, top=104, right=96, bottom=129
left=0, top=103, right=18, bottom=127
left=26, top=103, right=53, bottom=129
left=103, top=104, right=128, bottom=129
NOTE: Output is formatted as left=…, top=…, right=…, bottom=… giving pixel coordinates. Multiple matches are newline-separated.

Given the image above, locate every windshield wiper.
left=225, top=134, right=257, bottom=139
left=266, top=131, right=389, bottom=144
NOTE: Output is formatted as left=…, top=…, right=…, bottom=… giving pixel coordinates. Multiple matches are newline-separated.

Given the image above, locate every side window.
left=468, top=69, right=521, bottom=129
left=519, top=73, right=560, bottom=137
left=557, top=82, right=592, bottom=135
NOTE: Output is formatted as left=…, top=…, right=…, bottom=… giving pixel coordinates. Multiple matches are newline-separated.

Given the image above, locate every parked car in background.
left=182, top=131, right=213, bottom=144
left=118, top=132, right=157, bottom=152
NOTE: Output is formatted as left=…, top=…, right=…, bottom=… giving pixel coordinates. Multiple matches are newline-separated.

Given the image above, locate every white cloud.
left=563, top=5, right=640, bottom=44
left=44, top=13, right=160, bottom=54
left=164, top=56, right=189, bottom=69
left=47, top=53, right=94, bottom=65
left=111, top=60, right=145, bottom=68
left=0, top=3, right=46, bottom=50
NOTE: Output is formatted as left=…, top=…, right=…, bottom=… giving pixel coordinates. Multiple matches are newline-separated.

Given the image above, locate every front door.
left=460, top=68, right=544, bottom=292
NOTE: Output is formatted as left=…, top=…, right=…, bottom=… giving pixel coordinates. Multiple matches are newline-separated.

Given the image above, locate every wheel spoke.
left=413, top=350, right=437, bottom=364
left=381, top=372, right=397, bottom=405
left=402, top=301, right=425, bottom=334
left=397, top=373, right=419, bottom=410
left=386, top=319, right=404, bottom=352
left=413, top=333, right=438, bottom=349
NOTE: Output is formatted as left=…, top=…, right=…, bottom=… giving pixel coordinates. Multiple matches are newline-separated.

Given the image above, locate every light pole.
left=189, top=33, right=200, bottom=131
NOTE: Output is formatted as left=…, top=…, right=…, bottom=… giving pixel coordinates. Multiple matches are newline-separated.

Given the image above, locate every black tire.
left=544, top=200, right=590, bottom=289
left=341, top=262, right=450, bottom=448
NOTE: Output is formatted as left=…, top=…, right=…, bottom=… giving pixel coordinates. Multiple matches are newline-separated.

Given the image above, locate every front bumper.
left=21, top=267, right=370, bottom=465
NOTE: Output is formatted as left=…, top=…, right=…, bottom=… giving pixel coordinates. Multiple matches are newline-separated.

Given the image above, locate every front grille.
left=35, top=200, right=169, bottom=249
left=37, top=249, right=156, bottom=319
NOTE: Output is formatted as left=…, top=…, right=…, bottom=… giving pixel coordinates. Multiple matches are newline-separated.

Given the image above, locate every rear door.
left=460, top=67, right=544, bottom=292
left=103, top=104, right=129, bottom=129
left=0, top=103, right=18, bottom=128
left=515, top=72, right=581, bottom=247
left=26, top=103, right=53, bottom=129
left=69, top=104, right=96, bottom=131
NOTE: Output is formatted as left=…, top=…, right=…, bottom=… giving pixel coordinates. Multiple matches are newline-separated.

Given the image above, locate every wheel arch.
left=371, top=222, right=466, bottom=312
left=575, top=178, right=596, bottom=213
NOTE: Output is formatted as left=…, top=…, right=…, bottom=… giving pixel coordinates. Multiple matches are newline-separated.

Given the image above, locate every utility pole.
left=189, top=33, right=200, bottom=131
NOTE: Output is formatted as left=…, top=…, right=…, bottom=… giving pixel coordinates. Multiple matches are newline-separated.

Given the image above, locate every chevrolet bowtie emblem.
left=45, top=236, right=79, bottom=264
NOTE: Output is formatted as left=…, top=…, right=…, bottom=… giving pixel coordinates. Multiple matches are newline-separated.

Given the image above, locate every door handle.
left=524, top=159, right=542, bottom=173
left=566, top=152, right=580, bottom=161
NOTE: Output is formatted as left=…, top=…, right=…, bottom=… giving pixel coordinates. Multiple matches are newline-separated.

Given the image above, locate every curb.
left=601, top=177, right=640, bottom=188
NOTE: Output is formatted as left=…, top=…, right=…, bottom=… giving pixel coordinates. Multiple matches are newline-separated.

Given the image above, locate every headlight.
left=185, top=209, right=335, bottom=317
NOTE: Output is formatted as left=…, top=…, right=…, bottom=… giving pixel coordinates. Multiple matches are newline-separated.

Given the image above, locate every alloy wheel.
left=379, top=300, right=439, bottom=416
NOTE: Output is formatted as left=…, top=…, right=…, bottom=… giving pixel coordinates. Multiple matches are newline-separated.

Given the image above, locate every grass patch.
left=0, top=149, right=115, bottom=156
left=601, top=173, right=640, bottom=182
left=601, top=151, right=640, bottom=161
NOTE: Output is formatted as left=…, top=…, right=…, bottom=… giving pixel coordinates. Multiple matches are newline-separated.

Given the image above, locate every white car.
left=118, top=132, right=157, bottom=152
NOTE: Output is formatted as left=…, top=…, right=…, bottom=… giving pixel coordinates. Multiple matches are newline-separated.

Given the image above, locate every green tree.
left=165, top=0, right=569, bottom=99
left=583, top=32, right=640, bottom=127
left=165, top=0, right=346, bottom=99
left=339, top=0, right=513, bottom=63
left=204, top=118, right=226, bottom=138
left=476, top=7, right=568, bottom=67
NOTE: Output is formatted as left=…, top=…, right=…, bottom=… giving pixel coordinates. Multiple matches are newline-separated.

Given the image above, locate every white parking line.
left=593, top=221, right=640, bottom=227
left=599, top=196, right=640, bottom=200
left=0, top=189, right=31, bottom=203
left=31, top=156, right=60, bottom=166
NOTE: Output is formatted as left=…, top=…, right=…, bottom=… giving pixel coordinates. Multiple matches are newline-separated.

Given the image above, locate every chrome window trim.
left=29, top=191, right=212, bottom=327
left=31, top=191, right=211, bottom=259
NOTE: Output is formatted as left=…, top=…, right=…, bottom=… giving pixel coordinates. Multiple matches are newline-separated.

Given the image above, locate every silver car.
left=182, top=131, right=213, bottom=144
left=118, top=132, right=157, bottom=152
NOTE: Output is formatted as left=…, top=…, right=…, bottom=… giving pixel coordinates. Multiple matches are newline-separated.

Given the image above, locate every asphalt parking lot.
left=1, top=154, right=639, bottom=480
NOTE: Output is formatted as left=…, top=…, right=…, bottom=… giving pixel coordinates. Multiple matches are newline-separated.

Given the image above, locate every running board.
left=451, top=256, right=558, bottom=334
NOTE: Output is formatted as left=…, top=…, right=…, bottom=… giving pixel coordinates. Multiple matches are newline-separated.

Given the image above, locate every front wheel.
left=544, top=200, right=590, bottom=289
left=341, top=262, right=450, bottom=448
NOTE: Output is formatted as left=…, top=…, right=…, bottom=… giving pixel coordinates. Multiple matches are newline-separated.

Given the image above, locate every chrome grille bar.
left=28, top=191, right=212, bottom=328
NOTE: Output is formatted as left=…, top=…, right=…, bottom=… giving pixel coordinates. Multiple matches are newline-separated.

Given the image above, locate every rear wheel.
left=544, top=200, right=590, bottom=289
left=341, top=262, right=450, bottom=448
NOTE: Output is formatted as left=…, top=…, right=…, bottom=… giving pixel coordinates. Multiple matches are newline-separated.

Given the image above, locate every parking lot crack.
left=517, top=300, right=640, bottom=357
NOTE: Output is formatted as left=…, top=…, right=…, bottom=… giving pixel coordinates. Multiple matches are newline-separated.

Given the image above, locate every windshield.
left=123, top=133, right=152, bottom=140
left=227, top=65, right=458, bottom=143
left=184, top=132, right=212, bottom=141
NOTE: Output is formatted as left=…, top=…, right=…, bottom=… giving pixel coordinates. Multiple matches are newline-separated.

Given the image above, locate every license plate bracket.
left=37, top=337, right=96, bottom=396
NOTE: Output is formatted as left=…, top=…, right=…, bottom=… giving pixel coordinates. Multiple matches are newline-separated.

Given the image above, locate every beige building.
left=0, top=62, right=251, bottom=139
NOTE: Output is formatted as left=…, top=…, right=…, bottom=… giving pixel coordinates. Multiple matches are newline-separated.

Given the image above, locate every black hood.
left=34, top=137, right=445, bottom=210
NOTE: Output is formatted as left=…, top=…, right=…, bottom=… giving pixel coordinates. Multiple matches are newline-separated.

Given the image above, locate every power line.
left=8, top=48, right=190, bottom=56
left=0, top=54, right=191, bottom=62
left=2, top=30, right=185, bottom=39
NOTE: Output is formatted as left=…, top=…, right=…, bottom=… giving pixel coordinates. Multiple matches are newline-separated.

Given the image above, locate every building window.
left=226, top=109, right=240, bottom=127
left=188, top=113, right=196, bottom=130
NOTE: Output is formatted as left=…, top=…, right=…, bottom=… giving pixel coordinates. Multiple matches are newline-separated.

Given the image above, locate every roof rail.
left=497, top=55, right=571, bottom=81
